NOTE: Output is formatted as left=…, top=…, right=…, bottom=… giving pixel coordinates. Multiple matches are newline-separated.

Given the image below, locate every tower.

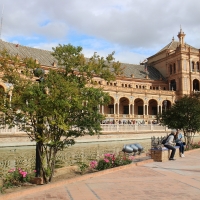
left=177, top=27, right=186, bottom=45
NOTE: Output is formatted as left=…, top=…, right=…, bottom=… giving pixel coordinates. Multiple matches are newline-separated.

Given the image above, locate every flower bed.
left=0, top=168, right=36, bottom=193
left=89, top=153, right=134, bottom=171
left=185, top=141, right=200, bottom=151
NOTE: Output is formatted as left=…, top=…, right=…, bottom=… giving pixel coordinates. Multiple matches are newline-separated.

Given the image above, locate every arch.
left=134, top=98, right=144, bottom=115
left=148, top=99, right=158, bottom=115
left=162, top=100, right=171, bottom=111
left=104, top=96, right=115, bottom=114
left=193, top=79, right=199, bottom=91
left=119, top=97, right=130, bottom=114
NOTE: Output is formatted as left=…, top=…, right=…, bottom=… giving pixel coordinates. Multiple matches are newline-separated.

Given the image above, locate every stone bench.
left=151, top=146, right=181, bottom=162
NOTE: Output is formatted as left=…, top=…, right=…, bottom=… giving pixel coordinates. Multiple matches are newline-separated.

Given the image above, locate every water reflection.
left=0, top=139, right=151, bottom=178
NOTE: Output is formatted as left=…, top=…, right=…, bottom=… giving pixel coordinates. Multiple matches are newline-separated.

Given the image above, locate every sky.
left=0, top=0, right=200, bottom=65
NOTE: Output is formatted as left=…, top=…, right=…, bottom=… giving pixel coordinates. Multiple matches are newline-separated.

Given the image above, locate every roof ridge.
left=1, top=39, right=53, bottom=53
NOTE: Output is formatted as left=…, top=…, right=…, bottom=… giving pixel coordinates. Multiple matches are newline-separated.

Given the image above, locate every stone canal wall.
left=0, top=132, right=170, bottom=147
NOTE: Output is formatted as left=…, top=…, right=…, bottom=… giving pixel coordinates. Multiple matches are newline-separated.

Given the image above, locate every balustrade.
left=0, top=124, right=169, bottom=134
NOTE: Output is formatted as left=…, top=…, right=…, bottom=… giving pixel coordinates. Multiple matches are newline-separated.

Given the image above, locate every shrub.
left=77, top=162, right=89, bottom=174
left=90, top=153, right=134, bottom=171
left=191, top=141, right=200, bottom=149
left=1, top=168, right=36, bottom=193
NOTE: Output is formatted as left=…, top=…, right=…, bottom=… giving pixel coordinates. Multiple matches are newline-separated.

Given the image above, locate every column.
left=146, top=104, right=148, bottom=115
left=157, top=105, right=159, bottom=115
left=102, top=105, right=104, bottom=114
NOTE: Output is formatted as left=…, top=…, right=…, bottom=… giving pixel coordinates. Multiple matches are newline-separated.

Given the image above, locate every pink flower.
left=90, top=161, right=98, bottom=169
left=8, top=168, right=15, bottom=173
left=22, top=172, right=27, bottom=178
left=128, top=156, right=135, bottom=161
left=104, top=158, right=109, bottom=163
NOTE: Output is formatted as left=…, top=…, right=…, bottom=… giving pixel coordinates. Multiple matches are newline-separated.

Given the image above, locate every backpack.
left=161, top=135, right=169, bottom=145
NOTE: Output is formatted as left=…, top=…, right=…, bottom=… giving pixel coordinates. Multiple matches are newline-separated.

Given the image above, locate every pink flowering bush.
left=190, top=141, right=200, bottom=149
left=90, top=153, right=134, bottom=171
left=90, top=160, right=98, bottom=169
left=1, top=168, right=36, bottom=192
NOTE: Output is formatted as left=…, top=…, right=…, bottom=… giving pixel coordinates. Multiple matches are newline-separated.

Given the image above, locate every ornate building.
left=0, top=28, right=199, bottom=124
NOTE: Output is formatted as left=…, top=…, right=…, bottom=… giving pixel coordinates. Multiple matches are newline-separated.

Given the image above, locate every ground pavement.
left=2, top=148, right=200, bottom=200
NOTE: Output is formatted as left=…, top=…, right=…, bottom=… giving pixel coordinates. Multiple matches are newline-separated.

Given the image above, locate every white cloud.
left=0, top=0, right=200, bottom=64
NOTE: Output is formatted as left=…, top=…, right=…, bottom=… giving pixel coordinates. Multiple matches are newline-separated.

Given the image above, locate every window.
left=170, top=79, right=176, bottom=91
left=197, top=62, right=199, bottom=72
left=170, top=65, right=172, bottom=74
left=173, top=63, right=176, bottom=73
left=192, top=62, right=195, bottom=71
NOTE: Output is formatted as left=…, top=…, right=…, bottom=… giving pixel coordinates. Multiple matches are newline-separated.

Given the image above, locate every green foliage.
left=189, top=141, right=200, bottom=150
left=1, top=168, right=35, bottom=193
left=92, top=153, right=134, bottom=171
left=96, top=159, right=112, bottom=171
left=77, top=162, right=89, bottom=174
left=0, top=45, right=122, bottom=184
left=161, top=95, right=200, bottom=149
left=55, top=160, right=65, bottom=169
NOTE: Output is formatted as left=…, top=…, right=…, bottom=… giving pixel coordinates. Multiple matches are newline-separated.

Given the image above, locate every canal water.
left=0, top=136, right=200, bottom=178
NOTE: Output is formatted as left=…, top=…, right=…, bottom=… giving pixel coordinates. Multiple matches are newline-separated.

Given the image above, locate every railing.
left=0, top=124, right=169, bottom=134
left=101, top=124, right=169, bottom=132
left=0, top=125, right=23, bottom=134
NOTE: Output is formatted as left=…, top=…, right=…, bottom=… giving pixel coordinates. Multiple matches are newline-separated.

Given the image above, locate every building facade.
left=0, top=28, right=199, bottom=125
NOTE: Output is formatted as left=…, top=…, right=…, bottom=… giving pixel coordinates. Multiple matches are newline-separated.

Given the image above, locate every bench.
left=151, top=146, right=181, bottom=162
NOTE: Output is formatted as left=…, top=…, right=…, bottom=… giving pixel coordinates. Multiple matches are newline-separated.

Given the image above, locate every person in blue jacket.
left=175, top=129, right=185, bottom=157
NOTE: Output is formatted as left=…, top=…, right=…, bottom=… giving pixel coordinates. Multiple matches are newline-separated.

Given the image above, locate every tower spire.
left=177, top=26, right=185, bottom=45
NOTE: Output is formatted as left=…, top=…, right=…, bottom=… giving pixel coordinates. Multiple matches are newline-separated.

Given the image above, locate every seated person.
left=175, top=129, right=185, bottom=158
left=164, top=130, right=176, bottom=160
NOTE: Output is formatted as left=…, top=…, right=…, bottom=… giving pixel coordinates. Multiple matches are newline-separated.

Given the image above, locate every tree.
left=0, top=45, right=123, bottom=183
left=160, top=95, right=200, bottom=149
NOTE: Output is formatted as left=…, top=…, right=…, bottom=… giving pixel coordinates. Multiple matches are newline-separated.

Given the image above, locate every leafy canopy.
left=161, top=95, right=200, bottom=132
left=0, top=44, right=123, bottom=183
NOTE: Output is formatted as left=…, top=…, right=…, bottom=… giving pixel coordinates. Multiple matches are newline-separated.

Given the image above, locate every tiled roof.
left=157, top=40, right=198, bottom=54
left=0, top=40, right=164, bottom=81
left=122, top=63, right=165, bottom=81
left=0, top=39, right=56, bottom=67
